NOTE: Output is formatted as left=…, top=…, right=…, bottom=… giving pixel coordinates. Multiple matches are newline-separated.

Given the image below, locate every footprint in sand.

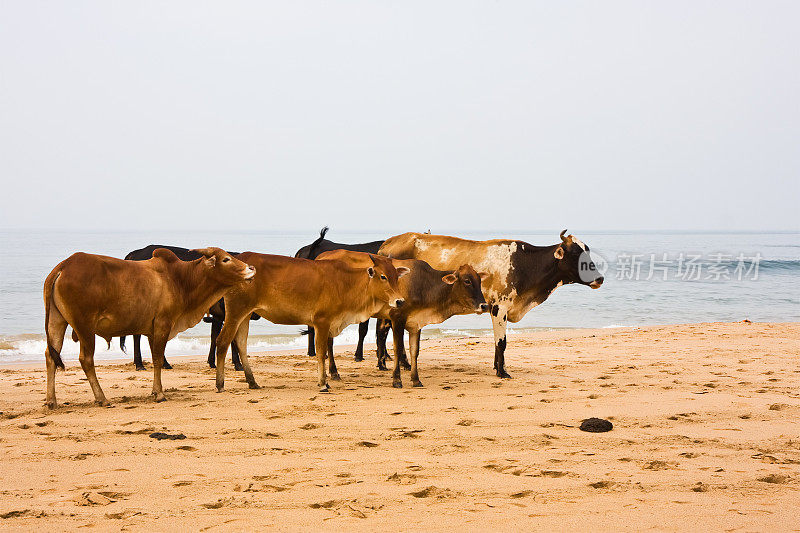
left=309, top=499, right=341, bottom=509
left=642, top=460, right=678, bottom=471
left=757, top=474, right=790, bottom=484
left=408, top=486, right=457, bottom=499
left=387, top=473, right=418, bottom=485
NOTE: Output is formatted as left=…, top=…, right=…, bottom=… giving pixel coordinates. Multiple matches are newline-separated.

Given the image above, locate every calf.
left=379, top=230, right=604, bottom=378
left=317, top=250, right=488, bottom=388
left=295, top=227, right=385, bottom=360
left=214, top=253, right=408, bottom=392
left=122, top=244, right=260, bottom=371
left=43, top=247, right=255, bottom=408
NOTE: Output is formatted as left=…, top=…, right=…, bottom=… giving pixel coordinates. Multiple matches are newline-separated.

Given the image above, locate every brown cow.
left=379, top=230, right=604, bottom=378
left=43, top=247, right=255, bottom=408
left=316, top=250, right=489, bottom=388
left=214, top=253, right=408, bottom=392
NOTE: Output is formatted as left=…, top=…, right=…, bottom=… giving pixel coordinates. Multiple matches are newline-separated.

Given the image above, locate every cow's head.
left=442, top=264, right=489, bottom=314
left=366, top=254, right=409, bottom=308
left=191, top=247, right=256, bottom=285
left=553, top=230, right=604, bottom=289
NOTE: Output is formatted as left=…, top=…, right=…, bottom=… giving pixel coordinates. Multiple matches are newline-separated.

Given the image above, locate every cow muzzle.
left=477, top=303, right=489, bottom=314
left=390, top=298, right=405, bottom=308
left=589, top=276, right=603, bottom=289
left=244, top=265, right=256, bottom=280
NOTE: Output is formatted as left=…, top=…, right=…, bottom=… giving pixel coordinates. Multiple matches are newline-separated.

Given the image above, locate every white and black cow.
left=379, top=230, right=604, bottom=378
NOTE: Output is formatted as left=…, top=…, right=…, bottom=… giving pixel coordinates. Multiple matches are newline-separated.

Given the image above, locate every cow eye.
left=464, top=279, right=471, bottom=285
left=222, top=257, right=231, bottom=263
left=380, top=275, right=387, bottom=280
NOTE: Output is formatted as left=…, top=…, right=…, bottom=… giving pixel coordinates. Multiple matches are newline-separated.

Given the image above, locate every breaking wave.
left=0, top=326, right=561, bottom=364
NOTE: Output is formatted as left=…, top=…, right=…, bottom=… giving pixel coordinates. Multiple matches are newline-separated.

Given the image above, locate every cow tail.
left=43, top=268, right=65, bottom=371
left=120, top=336, right=127, bottom=353
left=299, top=328, right=312, bottom=336
left=306, top=226, right=329, bottom=259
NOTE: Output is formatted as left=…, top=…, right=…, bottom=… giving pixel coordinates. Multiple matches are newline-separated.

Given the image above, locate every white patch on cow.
left=572, top=237, right=587, bottom=251
left=439, top=248, right=453, bottom=263
left=475, top=242, right=517, bottom=290
left=415, top=240, right=431, bottom=252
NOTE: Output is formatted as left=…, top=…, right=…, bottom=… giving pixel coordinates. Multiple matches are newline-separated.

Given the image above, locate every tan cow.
left=316, top=250, right=488, bottom=388
left=43, top=248, right=255, bottom=408
left=214, top=253, right=408, bottom=392
left=379, top=230, right=604, bottom=378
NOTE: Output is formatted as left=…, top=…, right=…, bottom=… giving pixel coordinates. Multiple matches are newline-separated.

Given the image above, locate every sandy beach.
left=1, top=322, right=799, bottom=531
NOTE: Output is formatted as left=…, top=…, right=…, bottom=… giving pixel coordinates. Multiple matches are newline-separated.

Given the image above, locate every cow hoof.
left=401, top=363, right=411, bottom=371
left=353, top=356, right=364, bottom=362
left=412, top=381, right=423, bottom=388
left=97, top=399, right=111, bottom=407
left=392, top=381, right=402, bottom=389
left=234, top=365, right=244, bottom=372
left=163, top=362, right=173, bottom=370
left=497, top=370, right=512, bottom=379
left=135, top=365, right=146, bottom=371
left=319, top=383, right=331, bottom=393
left=216, top=387, right=224, bottom=393
left=248, top=382, right=261, bottom=390
left=330, top=373, right=341, bottom=381
left=45, top=401, right=57, bottom=410
left=152, top=393, right=166, bottom=403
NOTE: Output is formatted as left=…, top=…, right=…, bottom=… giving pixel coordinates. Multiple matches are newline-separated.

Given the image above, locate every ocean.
left=1, top=229, right=797, bottom=364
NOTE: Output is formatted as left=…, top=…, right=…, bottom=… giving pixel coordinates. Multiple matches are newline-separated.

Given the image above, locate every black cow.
left=121, top=245, right=259, bottom=371
left=294, top=227, right=384, bottom=361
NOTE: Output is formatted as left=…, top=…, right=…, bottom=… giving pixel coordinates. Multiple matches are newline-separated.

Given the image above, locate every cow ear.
left=367, top=267, right=375, bottom=278
left=441, top=273, right=457, bottom=284
left=204, top=255, right=217, bottom=268
left=478, top=272, right=489, bottom=281
left=554, top=246, right=565, bottom=260
left=396, top=266, right=410, bottom=278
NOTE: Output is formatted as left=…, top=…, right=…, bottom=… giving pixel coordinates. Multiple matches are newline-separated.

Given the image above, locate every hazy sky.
left=1, top=2, right=797, bottom=232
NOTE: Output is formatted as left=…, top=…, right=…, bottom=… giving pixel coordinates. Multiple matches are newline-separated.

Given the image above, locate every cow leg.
left=44, top=309, right=68, bottom=409
left=327, top=337, right=340, bottom=381
left=409, top=327, right=423, bottom=387
left=391, top=318, right=407, bottom=388
left=398, top=332, right=411, bottom=371
left=491, top=311, right=511, bottom=378
left=133, top=334, right=145, bottom=370
left=307, top=327, right=316, bottom=357
left=76, top=333, right=109, bottom=406
left=232, top=318, right=260, bottom=389
left=231, top=339, right=243, bottom=371
left=208, top=318, right=222, bottom=368
left=314, top=325, right=331, bottom=392
left=354, top=320, right=368, bottom=361
left=148, top=334, right=168, bottom=402
left=375, top=319, right=391, bottom=370
left=215, top=310, right=249, bottom=392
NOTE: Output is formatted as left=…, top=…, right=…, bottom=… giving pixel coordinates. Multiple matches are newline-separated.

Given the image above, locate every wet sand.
left=1, top=322, right=799, bottom=531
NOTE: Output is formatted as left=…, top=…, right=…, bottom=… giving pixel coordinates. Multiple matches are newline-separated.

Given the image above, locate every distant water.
left=1, top=229, right=797, bottom=363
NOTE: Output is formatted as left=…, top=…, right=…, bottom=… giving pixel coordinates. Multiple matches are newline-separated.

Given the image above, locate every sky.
left=0, top=1, right=797, bottom=233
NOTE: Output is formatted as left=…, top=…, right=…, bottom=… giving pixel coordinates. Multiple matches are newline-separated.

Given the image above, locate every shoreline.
left=0, top=321, right=783, bottom=370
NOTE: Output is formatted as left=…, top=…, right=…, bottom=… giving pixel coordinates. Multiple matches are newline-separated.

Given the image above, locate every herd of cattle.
left=42, top=228, right=604, bottom=409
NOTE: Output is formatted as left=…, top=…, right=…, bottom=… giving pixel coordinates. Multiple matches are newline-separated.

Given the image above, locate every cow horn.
left=560, top=230, right=569, bottom=244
